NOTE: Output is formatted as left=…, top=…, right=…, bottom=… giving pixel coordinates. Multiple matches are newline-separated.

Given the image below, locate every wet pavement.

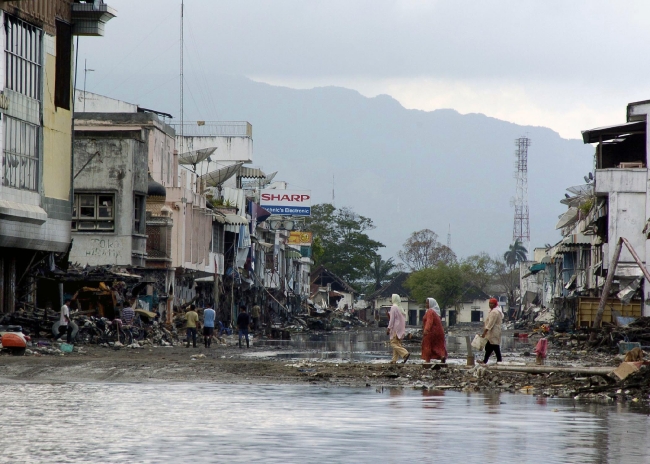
left=1, top=382, right=648, bottom=463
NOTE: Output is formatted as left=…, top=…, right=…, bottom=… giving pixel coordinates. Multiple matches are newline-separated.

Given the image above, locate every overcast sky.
left=81, top=0, right=650, bottom=139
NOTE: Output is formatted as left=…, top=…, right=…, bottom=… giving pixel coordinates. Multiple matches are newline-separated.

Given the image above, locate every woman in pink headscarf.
left=421, top=298, right=447, bottom=363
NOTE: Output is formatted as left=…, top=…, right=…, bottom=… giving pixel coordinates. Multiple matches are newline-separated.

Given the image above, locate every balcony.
left=72, top=1, right=116, bottom=37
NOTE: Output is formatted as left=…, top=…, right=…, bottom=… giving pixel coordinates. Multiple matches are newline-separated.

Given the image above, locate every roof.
left=310, top=265, right=355, bottom=294
left=581, top=121, right=645, bottom=144
left=367, top=272, right=411, bottom=301
left=458, top=284, right=490, bottom=303
left=237, top=166, right=266, bottom=179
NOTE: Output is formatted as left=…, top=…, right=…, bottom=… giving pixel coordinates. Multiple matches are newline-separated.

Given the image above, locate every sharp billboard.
left=260, top=190, right=311, bottom=216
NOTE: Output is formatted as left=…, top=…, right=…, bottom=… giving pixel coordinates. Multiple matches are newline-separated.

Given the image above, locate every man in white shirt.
left=57, top=298, right=73, bottom=343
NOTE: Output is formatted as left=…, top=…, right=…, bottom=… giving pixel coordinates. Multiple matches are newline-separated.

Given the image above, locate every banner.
left=260, top=189, right=311, bottom=216
left=287, top=231, right=313, bottom=245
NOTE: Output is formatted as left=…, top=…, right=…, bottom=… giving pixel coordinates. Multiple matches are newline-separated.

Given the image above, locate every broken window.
left=3, top=116, right=39, bottom=190
left=72, top=193, right=115, bottom=231
left=597, top=133, right=646, bottom=169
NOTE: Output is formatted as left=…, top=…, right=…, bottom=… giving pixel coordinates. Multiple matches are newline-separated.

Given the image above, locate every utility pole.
left=83, top=59, right=94, bottom=112
left=179, top=0, right=184, bottom=156
left=512, top=136, right=531, bottom=255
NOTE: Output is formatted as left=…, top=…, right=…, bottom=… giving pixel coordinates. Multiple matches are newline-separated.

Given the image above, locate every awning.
left=201, top=162, right=244, bottom=187
left=213, top=213, right=226, bottom=223
left=286, top=249, right=302, bottom=259
left=529, top=263, right=546, bottom=273
left=224, top=214, right=249, bottom=225
left=238, top=166, right=267, bottom=179
left=581, top=120, right=646, bottom=144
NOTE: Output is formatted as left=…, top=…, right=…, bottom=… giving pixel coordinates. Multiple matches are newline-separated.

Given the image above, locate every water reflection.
left=0, top=383, right=648, bottom=463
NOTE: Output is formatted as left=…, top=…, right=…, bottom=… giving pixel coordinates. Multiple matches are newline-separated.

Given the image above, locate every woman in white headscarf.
left=387, top=294, right=410, bottom=363
left=421, top=298, right=447, bottom=363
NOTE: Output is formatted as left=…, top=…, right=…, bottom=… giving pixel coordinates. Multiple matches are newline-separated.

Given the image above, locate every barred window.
left=3, top=116, right=39, bottom=190
left=5, top=15, right=42, bottom=101
left=72, top=194, right=115, bottom=231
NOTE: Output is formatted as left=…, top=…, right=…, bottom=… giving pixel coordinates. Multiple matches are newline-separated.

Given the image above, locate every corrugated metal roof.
left=224, top=214, right=249, bottom=225
left=238, top=166, right=267, bottom=179
left=582, top=120, right=645, bottom=144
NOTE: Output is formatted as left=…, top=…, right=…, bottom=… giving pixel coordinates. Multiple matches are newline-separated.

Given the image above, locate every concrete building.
left=0, top=1, right=114, bottom=313
left=447, top=286, right=492, bottom=325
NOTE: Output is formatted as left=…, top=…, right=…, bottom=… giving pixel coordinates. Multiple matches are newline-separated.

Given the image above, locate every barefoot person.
left=387, top=294, right=410, bottom=364
left=481, top=298, right=503, bottom=364
left=421, top=298, right=447, bottom=363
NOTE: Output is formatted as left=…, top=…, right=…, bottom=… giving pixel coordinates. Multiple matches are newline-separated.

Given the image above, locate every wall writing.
left=85, top=238, right=123, bottom=259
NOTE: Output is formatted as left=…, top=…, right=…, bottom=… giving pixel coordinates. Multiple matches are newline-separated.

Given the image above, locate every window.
left=5, top=15, right=42, bottom=101
left=54, top=20, right=72, bottom=109
left=3, top=116, right=39, bottom=190
left=72, top=194, right=114, bottom=231
left=133, top=194, right=145, bottom=234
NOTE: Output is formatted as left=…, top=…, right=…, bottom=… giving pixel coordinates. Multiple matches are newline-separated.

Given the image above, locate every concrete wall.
left=180, top=135, right=253, bottom=164
left=70, top=136, right=148, bottom=266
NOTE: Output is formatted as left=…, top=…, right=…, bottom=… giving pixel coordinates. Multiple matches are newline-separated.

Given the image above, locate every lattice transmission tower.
left=512, top=136, right=531, bottom=252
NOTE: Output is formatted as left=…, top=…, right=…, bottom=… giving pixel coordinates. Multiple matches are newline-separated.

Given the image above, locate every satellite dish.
left=178, top=147, right=217, bottom=170
left=269, top=220, right=282, bottom=230
left=201, top=162, right=244, bottom=187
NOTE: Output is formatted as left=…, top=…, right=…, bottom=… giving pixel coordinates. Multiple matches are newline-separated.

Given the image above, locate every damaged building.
left=0, top=1, right=115, bottom=314
left=522, top=99, right=650, bottom=327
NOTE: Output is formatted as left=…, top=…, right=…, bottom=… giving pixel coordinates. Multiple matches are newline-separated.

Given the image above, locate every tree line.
left=305, top=203, right=529, bottom=309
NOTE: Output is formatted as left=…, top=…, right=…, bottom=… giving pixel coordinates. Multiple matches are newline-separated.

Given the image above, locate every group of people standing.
left=183, top=303, right=262, bottom=349
left=385, top=294, right=503, bottom=365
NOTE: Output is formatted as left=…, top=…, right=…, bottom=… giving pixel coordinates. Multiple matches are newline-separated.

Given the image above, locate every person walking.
left=480, top=298, right=503, bottom=364
left=387, top=294, right=409, bottom=363
left=185, top=305, right=199, bottom=348
left=203, top=305, right=216, bottom=348
left=56, top=298, right=74, bottom=343
left=421, top=298, right=447, bottom=363
left=237, top=306, right=251, bottom=348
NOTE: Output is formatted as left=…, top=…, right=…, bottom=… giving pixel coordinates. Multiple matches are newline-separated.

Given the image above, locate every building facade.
left=0, top=0, right=114, bottom=313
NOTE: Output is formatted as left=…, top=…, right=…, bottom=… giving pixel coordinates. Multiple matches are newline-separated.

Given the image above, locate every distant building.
left=367, top=273, right=422, bottom=326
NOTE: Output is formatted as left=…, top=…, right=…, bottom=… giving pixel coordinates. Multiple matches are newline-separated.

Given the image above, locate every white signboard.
left=260, top=189, right=311, bottom=216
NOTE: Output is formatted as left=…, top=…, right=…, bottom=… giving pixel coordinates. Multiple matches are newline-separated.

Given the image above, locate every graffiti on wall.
left=85, top=238, right=123, bottom=259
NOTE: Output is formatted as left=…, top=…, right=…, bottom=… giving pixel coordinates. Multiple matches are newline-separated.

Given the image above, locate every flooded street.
left=1, top=382, right=648, bottom=463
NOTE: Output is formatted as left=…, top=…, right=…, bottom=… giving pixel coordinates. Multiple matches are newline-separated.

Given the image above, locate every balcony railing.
left=170, top=121, right=252, bottom=138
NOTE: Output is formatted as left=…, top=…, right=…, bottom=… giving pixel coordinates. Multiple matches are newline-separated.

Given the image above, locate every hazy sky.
left=81, top=0, right=650, bottom=139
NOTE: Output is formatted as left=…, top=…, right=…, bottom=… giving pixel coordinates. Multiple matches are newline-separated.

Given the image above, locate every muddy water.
left=1, top=383, right=648, bottom=463
left=255, top=331, right=530, bottom=360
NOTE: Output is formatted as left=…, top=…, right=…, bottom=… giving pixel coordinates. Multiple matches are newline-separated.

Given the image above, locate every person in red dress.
left=421, top=298, right=447, bottom=363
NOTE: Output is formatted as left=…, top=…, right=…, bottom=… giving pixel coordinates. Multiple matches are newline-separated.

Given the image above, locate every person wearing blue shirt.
left=203, top=306, right=216, bottom=348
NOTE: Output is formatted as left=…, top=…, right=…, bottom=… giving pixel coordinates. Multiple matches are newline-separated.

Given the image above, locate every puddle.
left=0, top=382, right=648, bottom=463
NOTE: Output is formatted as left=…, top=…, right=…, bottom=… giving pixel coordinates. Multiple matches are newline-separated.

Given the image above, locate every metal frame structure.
left=513, top=136, right=531, bottom=250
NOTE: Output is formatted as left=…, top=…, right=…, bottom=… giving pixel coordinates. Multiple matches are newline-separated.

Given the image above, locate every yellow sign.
left=288, top=231, right=312, bottom=245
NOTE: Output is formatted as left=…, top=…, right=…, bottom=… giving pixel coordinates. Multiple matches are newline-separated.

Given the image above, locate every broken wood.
left=486, top=365, right=614, bottom=376
left=591, top=237, right=624, bottom=341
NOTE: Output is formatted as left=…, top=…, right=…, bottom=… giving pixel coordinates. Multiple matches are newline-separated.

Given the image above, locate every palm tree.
left=503, top=239, right=528, bottom=268
left=368, top=255, right=397, bottom=291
